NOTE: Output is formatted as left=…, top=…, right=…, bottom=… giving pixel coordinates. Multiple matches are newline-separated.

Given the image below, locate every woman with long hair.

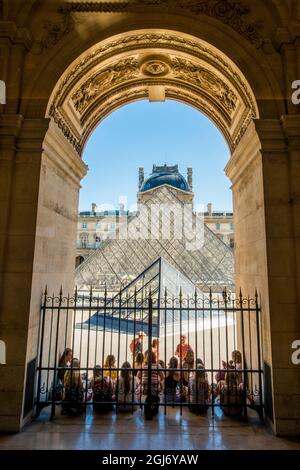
left=182, top=349, right=195, bottom=385
left=219, top=370, right=244, bottom=416
left=164, top=356, right=181, bottom=404
left=116, top=361, right=140, bottom=412
left=152, top=339, right=160, bottom=363
left=188, top=363, right=210, bottom=415
left=58, top=348, right=73, bottom=382
left=61, top=357, right=84, bottom=416
left=103, top=354, right=117, bottom=381
left=53, top=348, right=73, bottom=401
left=133, top=352, right=144, bottom=377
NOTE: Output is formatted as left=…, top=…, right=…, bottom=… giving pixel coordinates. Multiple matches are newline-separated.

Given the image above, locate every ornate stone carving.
left=144, top=60, right=168, bottom=76
left=47, top=31, right=257, bottom=154
left=140, top=54, right=171, bottom=77
left=171, top=57, right=237, bottom=113
left=34, top=6, right=73, bottom=52
left=56, top=0, right=268, bottom=51
left=49, top=104, right=82, bottom=153
left=51, top=32, right=256, bottom=117
left=71, top=52, right=237, bottom=116
left=72, top=57, right=140, bottom=113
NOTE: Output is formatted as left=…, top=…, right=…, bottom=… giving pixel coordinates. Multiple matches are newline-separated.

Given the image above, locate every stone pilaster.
left=226, top=117, right=300, bottom=436
left=0, top=116, right=49, bottom=432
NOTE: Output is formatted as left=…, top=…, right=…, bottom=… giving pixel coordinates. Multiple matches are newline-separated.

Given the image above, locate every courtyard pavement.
left=1, top=406, right=300, bottom=450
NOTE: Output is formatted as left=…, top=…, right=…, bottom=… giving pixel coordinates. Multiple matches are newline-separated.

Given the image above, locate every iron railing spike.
left=239, top=287, right=243, bottom=299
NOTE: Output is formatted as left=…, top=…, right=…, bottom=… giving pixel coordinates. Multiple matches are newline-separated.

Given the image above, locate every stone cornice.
left=17, top=118, right=51, bottom=152
left=253, top=118, right=287, bottom=153
left=0, top=113, right=23, bottom=137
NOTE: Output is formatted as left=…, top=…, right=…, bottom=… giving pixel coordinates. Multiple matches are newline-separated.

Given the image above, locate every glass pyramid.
left=75, top=185, right=234, bottom=294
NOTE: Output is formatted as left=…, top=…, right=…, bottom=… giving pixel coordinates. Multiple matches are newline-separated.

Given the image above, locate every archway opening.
left=32, top=28, right=266, bottom=425
left=77, top=98, right=233, bottom=293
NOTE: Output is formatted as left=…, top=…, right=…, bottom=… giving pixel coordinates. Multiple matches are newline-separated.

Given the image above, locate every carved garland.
left=35, top=0, right=269, bottom=52
left=72, top=57, right=140, bottom=113
left=71, top=55, right=238, bottom=117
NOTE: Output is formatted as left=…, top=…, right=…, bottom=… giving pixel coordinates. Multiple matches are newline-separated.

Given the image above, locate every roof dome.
left=140, top=165, right=191, bottom=193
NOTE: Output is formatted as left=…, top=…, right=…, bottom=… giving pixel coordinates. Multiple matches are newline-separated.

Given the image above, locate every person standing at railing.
left=129, top=331, right=145, bottom=361
left=175, top=335, right=193, bottom=361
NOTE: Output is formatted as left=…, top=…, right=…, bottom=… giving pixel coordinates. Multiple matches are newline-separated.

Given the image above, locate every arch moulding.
left=45, top=29, right=259, bottom=156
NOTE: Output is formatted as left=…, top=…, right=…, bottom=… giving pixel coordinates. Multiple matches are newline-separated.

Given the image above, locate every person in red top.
left=175, top=335, right=193, bottom=361
left=129, top=331, right=145, bottom=360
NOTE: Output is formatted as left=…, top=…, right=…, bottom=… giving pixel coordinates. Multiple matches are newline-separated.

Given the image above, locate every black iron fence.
left=35, top=286, right=263, bottom=421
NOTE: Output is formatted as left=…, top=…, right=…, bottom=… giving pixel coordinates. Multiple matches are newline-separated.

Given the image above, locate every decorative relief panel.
left=50, top=32, right=257, bottom=119
left=171, top=57, right=237, bottom=114
left=72, top=57, right=140, bottom=113
left=35, top=1, right=270, bottom=53
left=71, top=53, right=237, bottom=118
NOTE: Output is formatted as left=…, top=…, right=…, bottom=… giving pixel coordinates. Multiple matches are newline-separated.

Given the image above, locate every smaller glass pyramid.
left=78, top=257, right=206, bottom=336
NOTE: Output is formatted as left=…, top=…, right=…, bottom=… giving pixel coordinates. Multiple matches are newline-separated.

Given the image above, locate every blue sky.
left=80, top=100, right=232, bottom=212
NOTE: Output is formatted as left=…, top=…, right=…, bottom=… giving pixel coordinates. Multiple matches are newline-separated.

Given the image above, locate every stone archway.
left=1, top=1, right=299, bottom=437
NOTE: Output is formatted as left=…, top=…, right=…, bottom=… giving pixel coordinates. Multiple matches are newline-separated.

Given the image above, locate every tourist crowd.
left=55, top=333, right=246, bottom=418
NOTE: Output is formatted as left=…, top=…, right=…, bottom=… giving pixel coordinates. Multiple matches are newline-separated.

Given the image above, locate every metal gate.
left=35, top=284, right=264, bottom=421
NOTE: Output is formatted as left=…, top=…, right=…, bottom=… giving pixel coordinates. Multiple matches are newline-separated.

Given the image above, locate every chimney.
left=207, top=203, right=213, bottom=216
left=139, top=167, right=144, bottom=190
left=187, top=167, right=193, bottom=190
left=91, top=202, right=97, bottom=214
